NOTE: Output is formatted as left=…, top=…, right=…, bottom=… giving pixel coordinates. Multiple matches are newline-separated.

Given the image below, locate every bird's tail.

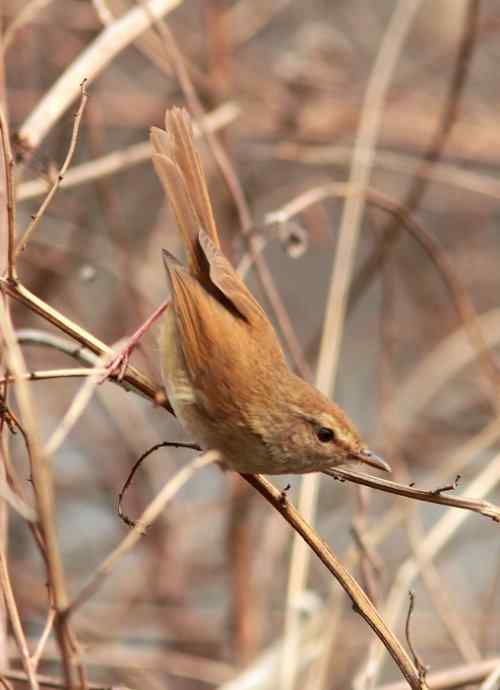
left=151, top=108, right=220, bottom=282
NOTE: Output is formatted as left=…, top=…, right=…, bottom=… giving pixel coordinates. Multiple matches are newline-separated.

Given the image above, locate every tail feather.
left=165, top=109, right=219, bottom=248
left=151, top=149, right=202, bottom=275
left=151, top=108, right=220, bottom=282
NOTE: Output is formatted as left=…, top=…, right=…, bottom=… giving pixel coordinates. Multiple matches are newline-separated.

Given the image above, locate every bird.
left=150, top=107, right=389, bottom=476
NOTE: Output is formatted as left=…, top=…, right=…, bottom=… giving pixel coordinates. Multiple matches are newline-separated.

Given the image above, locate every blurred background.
left=2, top=0, right=500, bottom=688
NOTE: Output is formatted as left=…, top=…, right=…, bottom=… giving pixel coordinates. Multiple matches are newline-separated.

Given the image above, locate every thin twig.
left=432, top=475, right=461, bottom=495
left=15, top=81, right=88, bottom=255
left=0, top=367, right=107, bottom=385
left=324, top=467, right=500, bottom=522
left=0, top=108, right=17, bottom=281
left=404, top=592, right=428, bottom=682
left=0, top=279, right=170, bottom=411
left=117, top=440, right=201, bottom=527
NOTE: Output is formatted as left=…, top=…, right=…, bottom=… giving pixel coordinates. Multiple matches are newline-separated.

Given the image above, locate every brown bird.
left=151, top=108, right=389, bottom=475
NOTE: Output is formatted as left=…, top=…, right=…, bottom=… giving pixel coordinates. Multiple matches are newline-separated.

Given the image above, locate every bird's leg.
left=101, top=300, right=170, bottom=382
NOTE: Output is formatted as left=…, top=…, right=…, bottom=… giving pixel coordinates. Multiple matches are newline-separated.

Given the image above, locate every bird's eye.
left=316, top=427, right=334, bottom=443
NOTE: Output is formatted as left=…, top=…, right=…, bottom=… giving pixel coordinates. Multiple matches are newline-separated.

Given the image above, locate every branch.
left=242, top=473, right=428, bottom=690
left=324, top=468, right=500, bottom=522
left=0, top=279, right=171, bottom=412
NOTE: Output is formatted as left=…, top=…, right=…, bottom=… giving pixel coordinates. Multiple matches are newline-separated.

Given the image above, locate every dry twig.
left=324, top=467, right=500, bottom=522
left=15, top=81, right=89, bottom=255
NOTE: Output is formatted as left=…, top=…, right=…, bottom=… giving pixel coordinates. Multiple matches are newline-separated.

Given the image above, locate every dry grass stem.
left=0, top=467, right=36, bottom=521
left=0, top=669, right=120, bottom=690
left=390, top=308, right=500, bottom=438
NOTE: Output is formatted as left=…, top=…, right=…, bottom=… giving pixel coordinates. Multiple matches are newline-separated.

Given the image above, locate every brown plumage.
left=151, top=108, right=389, bottom=475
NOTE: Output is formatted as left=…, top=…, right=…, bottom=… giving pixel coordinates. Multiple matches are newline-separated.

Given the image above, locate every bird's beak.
left=352, top=448, right=391, bottom=473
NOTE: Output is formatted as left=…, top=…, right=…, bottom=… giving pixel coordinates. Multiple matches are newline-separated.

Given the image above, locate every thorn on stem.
left=279, top=483, right=291, bottom=505
left=432, top=474, right=461, bottom=495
